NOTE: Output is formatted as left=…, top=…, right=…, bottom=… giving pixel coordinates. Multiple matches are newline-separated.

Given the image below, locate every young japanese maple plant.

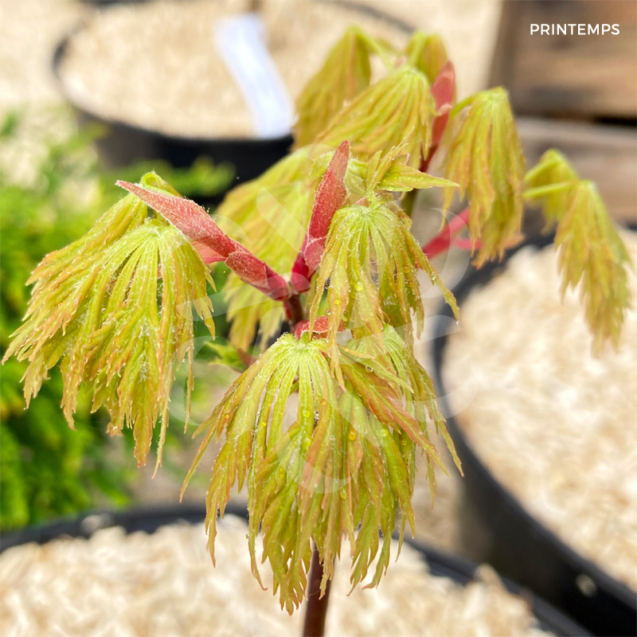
left=5, top=27, right=631, bottom=632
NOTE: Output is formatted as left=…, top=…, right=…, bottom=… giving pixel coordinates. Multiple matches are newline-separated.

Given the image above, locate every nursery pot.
left=52, top=1, right=411, bottom=184
left=0, top=503, right=588, bottom=636
left=52, top=33, right=292, bottom=185
left=431, top=234, right=637, bottom=637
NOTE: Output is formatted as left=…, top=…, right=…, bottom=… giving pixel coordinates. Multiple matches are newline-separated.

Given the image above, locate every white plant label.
left=213, top=14, right=294, bottom=138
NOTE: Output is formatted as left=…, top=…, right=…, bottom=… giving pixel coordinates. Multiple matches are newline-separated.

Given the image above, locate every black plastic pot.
left=52, top=29, right=293, bottom=184
left=432, top=234, right=637, bottom=637
left=0, top=503, right=588, bottom=636
left=52, top=1, right=415, bottom=184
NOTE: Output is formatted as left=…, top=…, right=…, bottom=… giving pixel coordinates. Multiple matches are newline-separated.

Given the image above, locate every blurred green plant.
left=0, top=106, right=233, bottom=531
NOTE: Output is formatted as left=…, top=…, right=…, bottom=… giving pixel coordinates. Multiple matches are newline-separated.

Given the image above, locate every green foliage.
left=523, top=149, right=578, bottom=227
left=294, top=26, right=373, bottom=147
left=4, top=191, right=215, bottom=468
left=183, top=332, right=459, bottom=612
left=364, top=146, right=457, bottom=195
left=0, top=110, right=129, bottom=530
left=104, top=157, right=234, bottom=201
left=0, top=366, right=131, bottom=530
left=525, top=151, right=632, bottom=350
left=444, top=88, right=526, bottom=265
left=404, top=32, right=449, bottom=84
left=309, top=199, right=457, bottom=371
left=318, top=65, right=436, bottom=169
left=0, top=107, right=232, bottom=529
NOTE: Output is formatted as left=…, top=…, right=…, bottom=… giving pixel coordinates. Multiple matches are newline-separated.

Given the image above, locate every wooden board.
left=518, top=117, right=637, bottom=224
left=491, top=0, right=637, bottom=119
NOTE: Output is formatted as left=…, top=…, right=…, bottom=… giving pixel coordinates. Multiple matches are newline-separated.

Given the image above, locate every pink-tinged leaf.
left=117, top=181, right=289, bottom=300
left=422, top=207, right=470, bottom=259
left=292, top=316, right=344, bottom=339
left=117, top=181, right=234, bottom=257
left=431, top=61, right=455, bottom=145
left=422, top=61, right=455, bottom=171
left=306, top=142, right=349, bottom=242
left=291, top=141, right=349, bottom=293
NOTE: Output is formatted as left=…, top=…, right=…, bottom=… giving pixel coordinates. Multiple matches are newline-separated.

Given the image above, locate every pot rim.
left=0, top=502, right=589, bottom=636
left=51, top=0, right=413, bottom=146
left=51, top=28, right=294, bottom=146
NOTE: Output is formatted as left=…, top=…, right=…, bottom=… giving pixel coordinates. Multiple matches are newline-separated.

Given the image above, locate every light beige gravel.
left=0, top=515, right=553, bottom=636
left=57, top=0, right=410, bottom=138
left=443, top=231, right=637, bottom=591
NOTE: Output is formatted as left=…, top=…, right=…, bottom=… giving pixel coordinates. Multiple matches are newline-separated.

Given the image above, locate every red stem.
left=422, top=207, right=472, bottom=259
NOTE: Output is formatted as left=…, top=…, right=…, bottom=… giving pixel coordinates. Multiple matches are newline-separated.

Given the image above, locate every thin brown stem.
left=285, top=293, right=305, bottom=328
left=302, top=545, right=332, bottom=637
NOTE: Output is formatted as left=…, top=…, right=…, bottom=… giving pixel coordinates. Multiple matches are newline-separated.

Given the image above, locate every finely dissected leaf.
left=404, top=31, right=449, bottom=84
left=524, top=149, right=579, bottom=227
left=4, top=194, right=215, bottom=467
left=337, top=329, right=460, bottom=591
left=294, top=26, right=373, bottom=147
left=318, top=65, right=436, bottom=169
left=366, top=146, right=458, bottom=194
left=554, top=183, right=631, bottom=351
left=338, top=348, right=445, bottom=471
left=183, top=333, right=342, bottom=613
left=310, top=200, right=456, bottom=368
left=444, top=87, right=526, bottom=265
left=292, top=141, right=349, bottom=293
left=525, top=156, right=632, bottom=350
left=184, top=326, right=461, bottom=611
left=348, top=327, right=461, bottom=495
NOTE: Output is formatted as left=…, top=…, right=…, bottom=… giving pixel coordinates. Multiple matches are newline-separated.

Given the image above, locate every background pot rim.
left=51, top=0, right=414, bottom=147
left=51, top=26, right=294, bottom=147
left=0, top=502, right=589, bottom=636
